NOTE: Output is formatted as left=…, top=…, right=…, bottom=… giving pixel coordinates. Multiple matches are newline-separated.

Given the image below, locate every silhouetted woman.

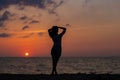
left=48, top=26, right=66, bottom=75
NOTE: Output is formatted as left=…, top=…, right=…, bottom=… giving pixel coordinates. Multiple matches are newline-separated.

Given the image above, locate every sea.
left=0, top=57, right=120, bottom=74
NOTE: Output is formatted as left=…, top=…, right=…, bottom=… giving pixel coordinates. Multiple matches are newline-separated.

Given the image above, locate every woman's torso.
left=51, top=35, right=62, bottom=55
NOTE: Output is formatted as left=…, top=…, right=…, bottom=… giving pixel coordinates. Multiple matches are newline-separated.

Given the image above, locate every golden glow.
left=4, top=30, right=47, bottom=34
left=25, top=52, right=29, bottom=57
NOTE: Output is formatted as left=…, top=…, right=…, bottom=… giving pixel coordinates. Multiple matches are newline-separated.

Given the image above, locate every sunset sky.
left=0, top=0, right=120, bottom=57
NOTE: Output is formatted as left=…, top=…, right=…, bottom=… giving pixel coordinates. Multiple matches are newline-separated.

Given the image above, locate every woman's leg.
left=52, top=55, right=60, bottom=75
left=51, top=56, right=55, bottom=74
left=51, top=47, right=61, bottom=75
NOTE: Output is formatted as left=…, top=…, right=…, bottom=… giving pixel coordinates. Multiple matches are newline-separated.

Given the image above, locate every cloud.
left=20, top=16, right=27, bottom=20
left=22, top=25, right=29, bottom=30
left=0, top=0, right=64, bottom=15
left=47, top=0, right=64, bottom=15
left=17, top=5, right=25, bottom=10
left=0, top=33, right=12, bottom=38
left=82, top=0, right=93, bottom=8
left=0, top=0, right=64, bottom=29
left=0, top=11, right=11, bottom=27
left=20, top=33, right=34, bottom=38
left=29, top=20, right=39, bottom=24
left=38, top=32, right=45, bottom=36
left=85, top=0, right=89, bottom=4
left=65, top=24, right=71, bottom=27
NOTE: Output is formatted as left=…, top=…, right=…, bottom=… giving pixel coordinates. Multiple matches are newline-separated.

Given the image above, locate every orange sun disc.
left=25, top=52, right=29, bottom=56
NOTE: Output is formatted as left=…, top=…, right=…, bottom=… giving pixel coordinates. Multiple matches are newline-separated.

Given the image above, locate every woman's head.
left=49, top=26, right=58, bottom=38
left=52, top=26, right=58, bottom=34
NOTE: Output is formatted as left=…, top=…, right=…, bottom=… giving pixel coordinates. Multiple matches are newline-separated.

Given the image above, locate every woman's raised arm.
left=58, top=27, right=66, bottom=30
left=58, top=27, right=66, bottom=37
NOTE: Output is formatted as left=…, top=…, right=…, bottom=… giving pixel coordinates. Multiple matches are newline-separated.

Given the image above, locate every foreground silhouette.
left=48, top=26, right=66, bottom=75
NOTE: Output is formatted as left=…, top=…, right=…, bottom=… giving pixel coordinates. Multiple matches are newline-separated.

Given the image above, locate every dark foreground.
left=0, top=73, right=120, bottom=80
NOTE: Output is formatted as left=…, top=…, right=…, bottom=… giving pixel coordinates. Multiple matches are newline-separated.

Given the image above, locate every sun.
left=25, top=52, right=29, bottom=57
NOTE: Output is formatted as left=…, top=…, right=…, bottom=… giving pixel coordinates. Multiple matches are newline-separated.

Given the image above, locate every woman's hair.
left=49, top=26, right=58, bottom=38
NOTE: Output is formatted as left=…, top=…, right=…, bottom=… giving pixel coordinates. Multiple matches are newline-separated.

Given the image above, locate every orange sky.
left=0, top=0, right=120, bottom=57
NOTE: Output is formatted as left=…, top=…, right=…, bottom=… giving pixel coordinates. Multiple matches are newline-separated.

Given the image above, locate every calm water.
left=0, top=57, right=120, bottom=74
